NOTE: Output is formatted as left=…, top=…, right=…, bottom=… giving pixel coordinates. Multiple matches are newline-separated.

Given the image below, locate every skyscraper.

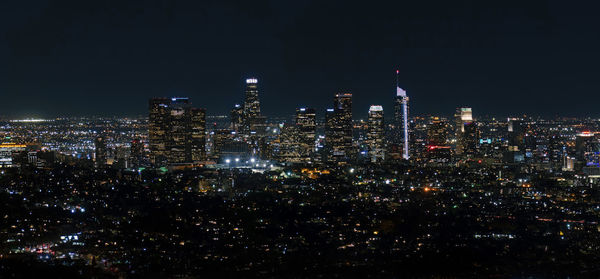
left=575, top=132, right=600, bottom=170
left=191, top=108, right=207, bottom=162
left=167, top=97, right=192, bottom=163
left=242, top=78, right=266, bottom=133
left=149, top=98, right=170, bottom=165
left=455, top=107, right=478, bottom=156
left=277, top=124, right=302, bottom=163
left=296, top=108, right=316, bottom=162
left=148, top=97, right=206, bottom=166
left=367, top=105, right=385, bottom=162
left=507, top=118, right=524, bottom=151
left=230, top=104, right=243, bottom=131
left=327, top=93, right=353, bottom=163
left=394, top=70, right=410, bottom=160
left=130, top=138, right=144, bottom=168
left=324, top=108, right=336, bottom=162
left=243, top=78, right=260, bottom=118
left=95, top=136, right=107, bottom=167
left=504, top=118, right=526, bottom=163
left=426, top=117, right=451, bottom=163
left=210, top=129, right=235, bottom=161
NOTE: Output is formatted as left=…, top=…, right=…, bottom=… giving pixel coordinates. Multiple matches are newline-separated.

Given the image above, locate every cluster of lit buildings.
left=4, top=75, right=600, bottom=277
left=2, top=74, right=600, bottom=179
left=108, top=74, right=597, bottom=179
left=136, top=74, right=412, bottom=168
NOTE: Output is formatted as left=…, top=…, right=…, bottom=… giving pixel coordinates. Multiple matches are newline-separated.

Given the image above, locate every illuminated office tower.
left=504, top=118, right=526, bottom=163
left=94, top=136, right=107, bottom=167
left=367, top=105, right=385, bottom=162
left=462, top=122, right=478, bottom=155
left=242, top=78, right=266, bottom=132
left=393, top=70, right=410, bottom=159
left=148, top=97, right=206, bottom=165
left=210, top=129, right=234, bottom=160
left=326, top=93, right=353, bottom=163
left=191, top=108, right=207, bottom=162
left=324, top=108, right=336, bottom=162
left=426, top=117, right=451, bottom=163
left=296, top=107, right=316, bottom=162
left=230, top=104, right=243, bottom=131
left=244, top=78, right=260, bottom=118
left=427, top=118, right=448, bottom=146
left=548, top=134, right=565, bottom=169
left=149, top=97, right=170, bottom=165
left=167, top=97, right=192, bottom=163
left=455, top=107, right=478, bottom=156
left=575, top=132, right=600, bottom=170
left=130, top=138, right=143, bottom=168
left=277, top=124, right=302, bottom=163
left=507, top=118, right=524, bottom=151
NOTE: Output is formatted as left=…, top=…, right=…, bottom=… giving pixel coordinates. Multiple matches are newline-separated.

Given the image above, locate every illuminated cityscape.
left=3, top=1, right=600, bottom=278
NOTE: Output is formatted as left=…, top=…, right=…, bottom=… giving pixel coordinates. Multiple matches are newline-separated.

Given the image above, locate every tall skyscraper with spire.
left=393, top=70, right=410, bottom=160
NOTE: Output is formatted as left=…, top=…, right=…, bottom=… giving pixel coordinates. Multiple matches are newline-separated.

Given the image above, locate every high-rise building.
left=95, top=136, right=107, bottom=167
left=148, top=97, right=206, bottom=166
left=244, top=78, right=260, bottom=119
left=130, top=138, right=144, bottom=168
left=210, top=129, right=234, bottom=160
left=575, top=131, right=600, bottom=170
left=149, top=98, right=170, bottom=165
left=323, top=108, right=336, bottom=162
left=296, top=108, right=316, bottom=162
left=427, top=118, right=448, bottom=146
left=504, top=118, right=525, bottom=163
left=326, top=93, right=353, bottom=163
left=462, top=122, right=478, bottom=155
left=426, top=117, right=451, bottom=163
left=230, top=104, right=243, bottom=131
left=548, top=134, right=565, bottom=170
left=167, top=97, right=192, bottom=164
left=455, top=107, right=478, bottom=156
left=367, top=105, right=385, bottom=162
left=191, top=108, right=207, bottom=162
left=277, top=124, right=302, bottom=163
left=394, top=70, right=410, bottom=160
left=507, top=118, right=524, bottom=151
left=242, top=78, right=266, bottom=133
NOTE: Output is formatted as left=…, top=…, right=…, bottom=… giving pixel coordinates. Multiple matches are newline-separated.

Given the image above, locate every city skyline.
left=5, top=1, right=600, bottom=278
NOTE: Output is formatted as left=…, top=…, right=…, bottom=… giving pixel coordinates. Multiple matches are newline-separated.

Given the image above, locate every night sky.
left=2, top=0, right=600, bottom=118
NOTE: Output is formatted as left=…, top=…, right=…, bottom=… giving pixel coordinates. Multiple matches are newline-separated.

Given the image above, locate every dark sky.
left=1, top=0, right=600, bottom=119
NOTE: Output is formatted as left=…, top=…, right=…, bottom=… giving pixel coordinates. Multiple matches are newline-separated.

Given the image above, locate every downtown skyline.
left=5, top=2, right=600, bottom=277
